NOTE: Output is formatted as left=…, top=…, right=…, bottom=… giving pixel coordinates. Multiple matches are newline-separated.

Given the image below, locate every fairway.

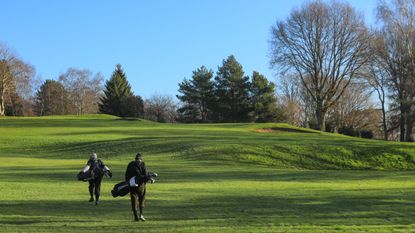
left=1, top=115, right=415, bottom=232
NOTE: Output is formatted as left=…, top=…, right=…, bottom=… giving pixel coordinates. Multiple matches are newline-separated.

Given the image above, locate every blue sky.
left=1, top=0, right=376, bottom=99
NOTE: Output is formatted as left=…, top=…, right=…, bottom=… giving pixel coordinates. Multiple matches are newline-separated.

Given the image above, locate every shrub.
left=119, top=95, right=144, bottom=118
left=339, top=127, right=359, bottom=137
left=360, top=130, right=374, bottom=139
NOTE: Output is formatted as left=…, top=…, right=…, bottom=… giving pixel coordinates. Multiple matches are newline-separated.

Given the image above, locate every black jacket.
left=87, top=159, right=106, bottom=178
left=125, top=161, right=147, bottom=184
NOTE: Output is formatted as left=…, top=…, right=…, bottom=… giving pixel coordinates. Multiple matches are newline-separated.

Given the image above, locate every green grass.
left=0, top=115, right=414, bottom=232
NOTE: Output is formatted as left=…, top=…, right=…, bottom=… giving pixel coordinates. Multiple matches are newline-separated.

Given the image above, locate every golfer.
left=82, top=152, right=112, bottom=205
left=125, top=152, right=153, bottom=221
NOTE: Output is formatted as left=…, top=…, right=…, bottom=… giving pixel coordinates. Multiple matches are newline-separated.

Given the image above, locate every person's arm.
left=99, top=160, right=112, bottom=177
left=142, top=162, right=147, bottom=175
left=82, top=160, right=92, bottom=173
left=100, top=160, right=110, bottom=171
left=82, top=165, right=90, bottom=173
left=125, top=162, right=133, bottom=180
left=139, top=162, right=149, bottom=182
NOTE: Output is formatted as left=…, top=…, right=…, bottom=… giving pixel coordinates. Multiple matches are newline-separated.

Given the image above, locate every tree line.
left=270, top=0, right=415, bottom=142
left=177, top=55, right=280, bottom=123
left=1, top=0, right=414, bottom=142
left=0, top=47, right=279, bottom=124
left=0, top=50, right=177, bottom=122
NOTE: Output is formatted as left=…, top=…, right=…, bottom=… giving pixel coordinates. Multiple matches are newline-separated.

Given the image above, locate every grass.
left=0, top=114, right=415, bottom=232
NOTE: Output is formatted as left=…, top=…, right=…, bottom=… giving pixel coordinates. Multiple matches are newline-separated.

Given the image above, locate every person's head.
left=135, top=152, right=143, bottom=163
left=90, top=152, right=97, bottom=161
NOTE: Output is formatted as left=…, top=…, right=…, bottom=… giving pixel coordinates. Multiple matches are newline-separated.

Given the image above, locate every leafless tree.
left=144, top=94, right=177, bottom=123
left=270, top=0, right=371, bottom=131
left=278, top=72, right=314, bottom=127
left=330, top=81, right=377, bottom=132
left=58, top=68, right=104, bottom=115
left=0, top=43, right=35, bottom=116
left=362, top=33, right=391, bottom=140
left=377, top=0, right=415, bottom=142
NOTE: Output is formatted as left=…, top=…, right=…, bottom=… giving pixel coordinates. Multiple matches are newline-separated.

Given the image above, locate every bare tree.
left=278, top=72, right=314, bottom=127
left=330, top=81, right=377, bottom=132
left=377, top=0, right=415, bottom=142
left=144, top=94, right=177, bottom=123
left=0, top=43, right=35, bottom=116
left=58, top=68, right=104, bottom=115
left=362, top=33, right=391, bottom=140
left=270, top=0, right=371, bottom=131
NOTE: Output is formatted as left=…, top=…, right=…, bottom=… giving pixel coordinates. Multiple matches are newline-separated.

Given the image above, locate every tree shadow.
left=256, top=127, right=319, bottom=134
left=1, top=187, right=414, bottom=229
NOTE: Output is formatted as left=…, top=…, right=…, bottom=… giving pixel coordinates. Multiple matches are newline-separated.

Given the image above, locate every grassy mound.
left=1, top=115, right=414, bottom=170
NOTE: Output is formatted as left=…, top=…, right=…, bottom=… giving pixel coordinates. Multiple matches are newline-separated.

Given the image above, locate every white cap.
left=90, top=152, right=97, bottom=160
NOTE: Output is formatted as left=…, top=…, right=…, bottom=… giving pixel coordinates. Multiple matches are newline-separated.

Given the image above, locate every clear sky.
left=1, top=0, right=376, bottom=99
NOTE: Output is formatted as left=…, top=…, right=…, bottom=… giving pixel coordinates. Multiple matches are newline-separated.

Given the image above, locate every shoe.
left=95, top=201, right=99, bottom=205
left=134, top=218, right=139, bottom=222
left=139, top=215, right=146, bottom=221
left=89, top=197, right=94, bottom=202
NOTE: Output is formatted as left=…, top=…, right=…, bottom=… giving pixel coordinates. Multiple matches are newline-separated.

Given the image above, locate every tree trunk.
left=381, top=104, right=388, bottom=141
left=201, top=103, right=207, bottom=122
left=405, top=119, right=413, bottom=142
left=400, top=105, right=406, bottom=142
left=0, top=93, right=4, bottom=116
left=321, top=113, right=327, bottom=132
left=400, top=120, right=405, bottom=142
left=315, top=103, right=326, bottom=131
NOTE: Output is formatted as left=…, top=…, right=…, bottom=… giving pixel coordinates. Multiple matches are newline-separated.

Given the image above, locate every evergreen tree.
left=99, top=64, right=133, bottom=116
left=177, top=66, right=214, bottom=122
left=120, top=95, right=144, bottom=118
left=251, top=71, right=279, bottom=122
left=33, top=80, right=69, bottom=116
left=213, top=55, right=252, bottom=122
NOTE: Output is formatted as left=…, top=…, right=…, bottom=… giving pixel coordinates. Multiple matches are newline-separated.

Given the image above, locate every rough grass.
left=0, top=115, right=415, bottom=232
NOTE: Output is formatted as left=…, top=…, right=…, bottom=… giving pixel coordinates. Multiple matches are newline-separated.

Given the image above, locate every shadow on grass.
left=149, top=192, right=415, bottom=225
left=1, top=187, right=414, bottom=228
left=256, top=127, right=319, bottom=134
left=1, top=163, right=413, bottom=183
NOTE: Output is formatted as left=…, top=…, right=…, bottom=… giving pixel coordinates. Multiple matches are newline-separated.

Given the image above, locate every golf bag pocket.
left=129, top=176, right=139, bottom=187
left=111, top=181, right=130, bottom=197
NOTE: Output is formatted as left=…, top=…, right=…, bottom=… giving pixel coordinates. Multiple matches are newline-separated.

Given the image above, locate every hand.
left=108, top=171, right=113, bottom=178
left=149, top=178, right=155, bottom=184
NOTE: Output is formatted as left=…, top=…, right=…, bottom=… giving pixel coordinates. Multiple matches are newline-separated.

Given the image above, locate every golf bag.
left=111, top=173, right=158, bottom=198
left=77, top=170, right=93, bottom=181
left=76, top=159, right=112, bottom=182
left=111, top=176, right=140, bottom=197
left=111, top=181, right=130, bottom=197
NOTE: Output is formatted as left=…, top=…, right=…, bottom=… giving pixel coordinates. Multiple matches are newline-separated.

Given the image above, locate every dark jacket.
left=125, top=160, right=148, bottom=184
left=87, top=159, right=106, bottom=178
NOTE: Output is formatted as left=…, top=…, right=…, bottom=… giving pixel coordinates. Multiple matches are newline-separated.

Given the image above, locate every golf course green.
left=0, top=115, right=414, bottom=232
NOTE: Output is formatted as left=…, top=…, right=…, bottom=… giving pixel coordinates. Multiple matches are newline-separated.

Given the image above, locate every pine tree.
left=99, top=64, right=133, bottom=116
left=251, top=71, right=279, bottom=122
left=177, top=66, right=214, bottom=122
left=213, top=55, right=252, bottom=122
